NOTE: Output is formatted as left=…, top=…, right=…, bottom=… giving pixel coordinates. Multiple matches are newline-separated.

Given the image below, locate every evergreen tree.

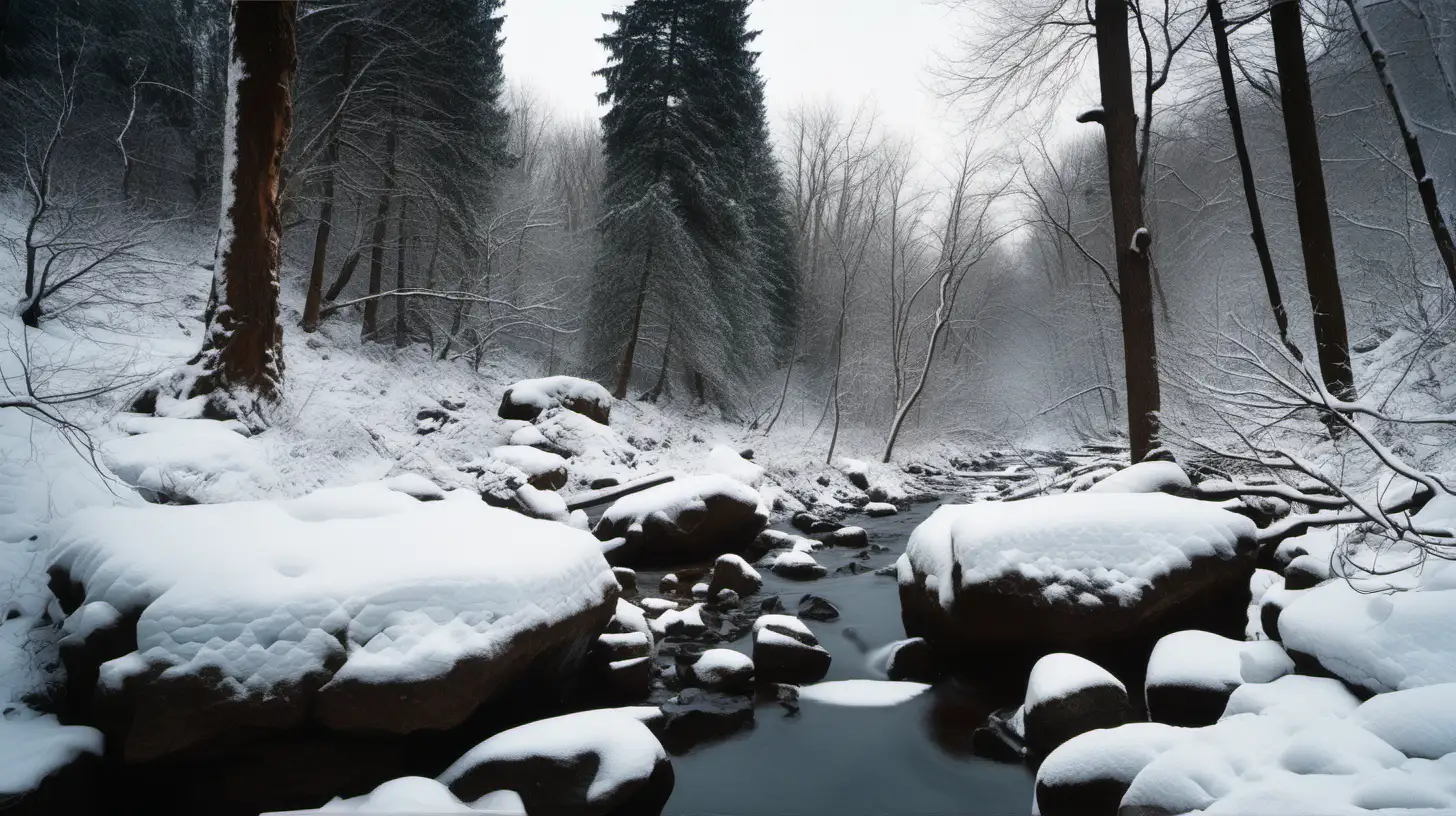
left=592, top=0, right=796, bottom=402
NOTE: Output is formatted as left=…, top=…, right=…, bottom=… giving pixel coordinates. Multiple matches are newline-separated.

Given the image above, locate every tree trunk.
left=394, top=196, right=409, bottom=347
left=1209, top=0, right=1292, bottom=344
left=1271, top=0, right=1355, bottom=401
left=613, top=245, right=654, bottom=399
left=1094, top=0, right=1162, bottom=461
left=301, top=36, right=351, bottom=333
left=361, top=114, right=398, bottom=343
left=1342, top=0, right=1456, bottom=293
left=179, top=0, right=296, bottom=425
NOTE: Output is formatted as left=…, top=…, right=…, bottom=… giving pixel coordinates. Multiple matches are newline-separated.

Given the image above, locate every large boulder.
left=594, top=475, right=769, bottom=567
left=896, top=493, right=1258, bottom=659
left=1034, top=723, right=1187, bottom=816
left=498, top=376, right=613, bottom=425
left=47, top=484, right=618, bottom=766
left=752, top=615, right=830, bottom=684
left=1020, top=653, right=1133, bottom=758
left=489, top=445, right=568, bottom=491
left=438, top=708, right=673, bottom=816
left=1144, top=630, right=1292, bottom=727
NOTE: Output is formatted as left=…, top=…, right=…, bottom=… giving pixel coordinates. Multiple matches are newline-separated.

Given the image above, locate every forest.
left=2, top=1, right=1456, bottom=815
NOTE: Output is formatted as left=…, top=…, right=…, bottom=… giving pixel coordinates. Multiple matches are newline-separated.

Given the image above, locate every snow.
left=489, top=445, right=566, bottom=478
left=0, top=712, right=103, bottom=795
left=101, top=419, right=276, bottom=503
left=1280, top=558, right=1456, bottom=694
left=515, top=483, right=568, bottom=521
left=437, top=708, right=665, bottom=804
left=798, top=679, right=929, bottom=707
left=471, top=790, right=528, bottom=814
left=864, top=501, right=897, bottom=515
left=1221, top=675, right=1360, bottom=719
left=835, top=457, right=868, bottom=479
left=501, top=376, right=611, bottom=418
left=1026, top=652, right=1124, bottom=708
left=771, top=548, right=825, bottom=576
left=48, top=483, right=616, bottom=692
left=753, top=614, right=815, bottom=641
left=595, top=473, right=766, bottom=539
left=291, top=776, right=476, bottom=813
left=612, top=598, right=651, bottom=641
left=1146, top=630, right=1293, bottom=692
left=1036, top=722, right=1189, bottom=789
left=380, top=473, right=446, bottom=501
left=1085, top=460, right=1190, bottom=494
left=703, top=444, right=764, bottom=487
left=1350, top=684, right=1456, bottom=759
left=898, top=493, right=1257, bottom=608
left=650, top=602, right=706, bottom=637
left=509, top=423, right=548, bottom=448
left=639, top=598, right=678, bottom=615
left=691, top=648, right=754, bottom=684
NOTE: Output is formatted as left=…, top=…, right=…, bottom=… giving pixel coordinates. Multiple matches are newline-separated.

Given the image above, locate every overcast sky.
left=500, top=0, right=970, bottom=168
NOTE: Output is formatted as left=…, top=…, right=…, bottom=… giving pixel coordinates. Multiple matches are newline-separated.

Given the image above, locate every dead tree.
left=1090, top=0, right=1162, bottom=461
left=1270, top=0, right=1355, bottom=401
left=159, top=0, right=297, bottom=426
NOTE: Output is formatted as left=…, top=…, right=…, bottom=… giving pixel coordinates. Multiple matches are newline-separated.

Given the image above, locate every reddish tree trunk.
left=1094, top=0, right=1161, bottom=461
left=1271, top=0, right=1355, bottom=401
left=182, top=0, right=296, bottom=424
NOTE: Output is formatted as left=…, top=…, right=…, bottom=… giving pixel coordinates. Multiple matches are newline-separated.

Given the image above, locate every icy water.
left=629, top=497, right=1037, bottom=816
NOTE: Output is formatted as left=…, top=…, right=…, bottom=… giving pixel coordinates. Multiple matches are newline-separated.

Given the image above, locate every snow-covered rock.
left=897, top=493, right=1258, bottom=655
left=865, top=501, right=898, bottom=517
left=47, top=483, right=617, bottom=761
left=769, top=548, right=827, bottom=580
left=283, top=776, right=478, bottom=813
left=1021, top=653, right=1132, bottom=757
left=498, top=375, right=613, bottom=425
left=489, top=445, right=568, bottom=490
left=705, top=553, right=762, bottom=598
left=819, top=525, right=868, bottom=548
left=594, top=474, right=768, bottom=566
left=101, top=419, right=275, bottom=503
left=533, top=407, right=635, bottom=467
left=0, top=712, right=102, bottom=802
left=1085, top=460, right=1190, bottom=495
left=703, top=444, right=765, bottom=487
left=1221, top=674, right=1360, bottom=720
left=1349, top=683, right=1456, bottom=760
left=752, top=615, right=830, bottom=684
left=835, top=457, right=870, bottom=489
left=1145, top=630, right=1293, bottom=726
left=1035, top=722, right=1189, bottom=816
left=798, top=679, right=928, bottom=707
left=1280, top=558, right=1456, bottom=695
left=689, top=648, right=755, bottom=692
left=865, top=637, right=937, bottom=682
left=438, top=708, right=673, bottom=814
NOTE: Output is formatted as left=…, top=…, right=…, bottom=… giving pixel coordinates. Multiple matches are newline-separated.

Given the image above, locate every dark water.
left=629, top=497, right=1037, bottom=816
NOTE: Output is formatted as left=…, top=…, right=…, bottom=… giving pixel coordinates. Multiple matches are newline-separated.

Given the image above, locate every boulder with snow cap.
left=498, top=375, right=613, bottom=425
left=1282, top=553, right=1330, bottom=590
left=489, top=445, right=568, bottom=491
left=594, top=475, right=769, bottom=566
left=752, top=615, right=831, bottom=684
left=705, top=553, right=762, bottom=598
left=439, top=708, right=673, bottom=816
left=1085, top=460, right=1191, bottom=495
left=1020, top=653, right=1133, bottom=757
left=46, top=484, right=619, bottom=765
left=819, top=526, right=868, bottom=548
left=769, top=549, right=827, bottom=580
left=687, top=648, right=755, bottom=693
left=1034, top=722, right=1188, bottom=816
left=1145, top=630, right=1293, bottom=727
left=896, top=493, right=1258, bottom=659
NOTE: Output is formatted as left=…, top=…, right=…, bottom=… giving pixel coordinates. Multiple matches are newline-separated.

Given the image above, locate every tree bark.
left=394, top=196, right=409, bottom=347
left=1209, top=0, right=1292, bottom=344
left=301, top=36, right=351, bottom=333
left=1094, top=0, right=1162, bottom=461
left=180, top=0, right=296, bottom=425
left=612, top=245, right=654, bottom=399
left=1271, top=0, right=1355, bottom=400
left=361, top=113, right=398, bottom=343
left=1341, top=0, right=1456, bottom=293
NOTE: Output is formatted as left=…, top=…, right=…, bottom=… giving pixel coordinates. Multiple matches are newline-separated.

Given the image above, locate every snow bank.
left=798, top=679, right=929, bottom=707
left=1221, top=675, right=1360, bottom=719
left=49, top=482, right=615, bottom=712
left=1350, top=683, right=1456, bottom=759
left=1086, top=460, right=1190, bottom=494
left=1280, top=558, right=1456, bottom=694
left=101, top=419, right=275, bottom=502
left=899, top=493, right=1257, bottom=609
left=0, top=712, right=103, bottom=795
left=703, top=445, right=764, bottom=487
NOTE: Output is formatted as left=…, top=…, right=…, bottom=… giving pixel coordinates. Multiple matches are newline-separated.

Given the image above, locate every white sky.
left=500, top=0, right=972, bottom=169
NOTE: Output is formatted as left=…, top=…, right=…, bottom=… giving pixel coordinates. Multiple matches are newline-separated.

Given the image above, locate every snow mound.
left=899, top=493, right=1256, bottom=608
left=438, top=708, right=666, bottom=806
left=703, top=445, right=765, bottom=487
left=287, top=776, right=476, bottom=813
left=101, top=419, right=275, bottom=503
left=499, top=376, right=612, bottom=424
left=1221, top=675, right=1360, bottom=719
left=798, top=679, right=929, bottom=707
left=1147, top=630, right=1293, bottom=693
left=490, top=445, right=567, bottom=482
left=1280, top=558, right=1456, bottom=694
left=1037, top=721, right=1189, bottom=790
left=0, top=712, right=103, bottom=796
left=1027, top=652, right=1125, bottom=708
left=49, top=482, right=615, bottom=710
left=1085, top=460, right=1190, bottom=494
left=533, top=407, right=636, bottom=474
left=1350, top=684, right=1456, bottom=759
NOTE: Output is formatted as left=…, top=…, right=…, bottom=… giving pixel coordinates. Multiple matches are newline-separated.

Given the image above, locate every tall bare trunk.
left=1271, top=0, right=1355, bottom=400
left=302, top=36, right=351, bottom=332
left=394, top=196, right=409, bottom=347
left=181, top=0, right=296, bottom=424
left=1209, top=0, right=1292, bottom=344
left=361, top=113, right=397, bottom=343
left=1094, top=0, right=1162, bottom=461
left=613, top=246, right=654, bottom=399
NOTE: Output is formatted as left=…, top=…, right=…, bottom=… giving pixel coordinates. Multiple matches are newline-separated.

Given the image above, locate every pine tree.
left=591, top=0, right=795, bottom=402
